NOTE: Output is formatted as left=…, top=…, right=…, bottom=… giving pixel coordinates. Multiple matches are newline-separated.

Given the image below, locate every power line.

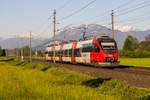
left=58, top=0, right=97, bottom=21
left=34, top=0, right=73, bottom=39
left=77, top=12, right=109, bottom=25
left=116, top=0, right=150, bottom=17
left=73, top=0, right=137, bottom=25
left=115, top=14, right=150, bottom=24
left=114, top=0, right=137, bottom=11
left=44, top=0, right=73, bottom=33
left=58, top=0, right=138, bottom=31
left=57, top=0, right=73, bottom=12
left=29, top=32, right=32, bottom=62
left=116, top=16, right=150, bottom=25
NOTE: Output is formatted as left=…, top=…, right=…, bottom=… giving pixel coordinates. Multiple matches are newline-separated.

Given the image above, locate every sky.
left=0, top=0, right=150, bottom=39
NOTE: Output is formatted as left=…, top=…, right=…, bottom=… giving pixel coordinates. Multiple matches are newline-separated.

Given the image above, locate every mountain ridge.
left=0, top=24, right=150, bottom=49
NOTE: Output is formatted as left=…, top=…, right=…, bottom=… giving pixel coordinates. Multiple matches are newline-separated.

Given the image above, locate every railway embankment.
left=0, top=57, right=150, bottom=100
left=20, top=57, right=150, bottom=89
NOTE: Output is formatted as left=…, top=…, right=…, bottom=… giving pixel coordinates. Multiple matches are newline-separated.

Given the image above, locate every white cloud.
left=115, top=25, right=140, bottom=32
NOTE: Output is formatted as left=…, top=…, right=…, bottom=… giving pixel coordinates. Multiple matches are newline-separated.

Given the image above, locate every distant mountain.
left=0, top=24, right=150, bottom=49
left=0, top=37, right=48, bottom=49
left=54, top=24, right=150, bottom=49
left=0, top=37, right=3, bottom=42
left=115, top=25, right=140, bottom=32
left=0, top=32, right=49, bottom=49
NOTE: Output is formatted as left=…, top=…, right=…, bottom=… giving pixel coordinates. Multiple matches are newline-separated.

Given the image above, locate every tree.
left=0, top=46, right=2, bottom=56
left=145, top=34, right=150, bottom=41
left=1, top=49, right=6, bottom=56
left=139, top=34, right=150, bottom=51
left=123, top=35, right=139, bottom=51
left=23, top=46, right=30, bottom=56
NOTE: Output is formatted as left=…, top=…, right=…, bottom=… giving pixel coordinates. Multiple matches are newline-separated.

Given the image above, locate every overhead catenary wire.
left=58, top=0, right=97, bottom=21
left=115, top=14, right=150, bottom=24
left=86, top=0, right=150, bottom=25
left=113, top=0, right=138, bottom=11
left=56, top=0, right=73, bottom=12
left=46, top=0, right=73, bottom=29
left=116, top=0, right=150, bottom=17
left=116, top=16, right=150, bottom=25
left=32, top=0, right=73, bottom=46
left=29, top=0, right=149, bottom=50
left=57, top=0, right=137, bottom=32
left=73, top=0, right=137, bottom=26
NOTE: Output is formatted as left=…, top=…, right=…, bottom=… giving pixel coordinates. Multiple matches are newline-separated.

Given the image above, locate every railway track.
left=24, top=58, right=150, bottom=76
left=13, top=57, right=150, bottom=88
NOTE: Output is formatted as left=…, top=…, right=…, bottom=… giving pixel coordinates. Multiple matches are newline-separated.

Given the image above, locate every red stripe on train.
left=72, top=42, right=77, bottom=49
left=71, top=57, right=76, bottom=62
left=59, top=57, right=62, bottom=61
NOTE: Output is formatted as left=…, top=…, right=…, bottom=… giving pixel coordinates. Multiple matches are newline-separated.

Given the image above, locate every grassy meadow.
left=0, top=57, right=150, bottom=100
left=119, top=58, right=150, bottom=67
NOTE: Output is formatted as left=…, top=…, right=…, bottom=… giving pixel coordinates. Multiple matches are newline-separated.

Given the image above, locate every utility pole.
left=111, top=10, right=114, bottom=38
left=35, top=48, right=38, bottom=57
left=64, top=31, right=66, bottom=42
left=30, top=32, right=32, bottom=62
left=53, top=9, right=56, bottom=63
left=17, top=42, right=19, bottom=60
left=21, top=38, right=24, bottom=61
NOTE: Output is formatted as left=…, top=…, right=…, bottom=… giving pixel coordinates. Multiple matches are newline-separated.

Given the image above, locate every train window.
left=50, top=51, right=52, bottom=56
left=57, top=51, right=59, bottom=56
left=74, top=48, right=81, bottom=57
left=100, top=42, right=116, bottom=54
left=60, top=50, right=63, bottom=57
left=52, top=51, right=54, bottom=56
left=48, top=52, right=50, bottom=56
left=65, top=49, right=68, bottom=57
left=69, top=49, right=72, bottom=57
left=57, top=51, right=60, bottom=57
left=48, top=51, right=51, bottom=56
left=59, top=51, right=61, bottom=56
left=67, top=49, right=69, bottom=57
left=45, top=52, right=48, bottom=54
left=55, top=51, right=57, bottom=56
left=93, top=44, right=100, bottom=53
left=82, top=43, right=93, bottom=52
left=67, top=49, right=69, bottom=56
left=82, top=46, right=93, bottom=52
left=49, top=51, right=52, bottom=56
left=72, top=49, right=74, bottom=57
left=62, top=50, right=64, bottom=56
left=51, top=51, right=52, bottom=56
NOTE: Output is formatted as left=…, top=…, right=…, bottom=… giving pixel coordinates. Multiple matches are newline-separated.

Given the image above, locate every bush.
left=119, top=50, right=150, bottom=58
left=120, top=35, right=150, bottom=58
left=98, top=80, right=150, bottom=100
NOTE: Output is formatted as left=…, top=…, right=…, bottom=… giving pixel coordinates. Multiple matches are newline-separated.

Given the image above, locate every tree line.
left=0, top=46, right=6, bottom=56
left=3, top=34, right=150, bottom=58
left=119, top=34, right=150, bottom=57
left=6, top=46, right=43, bottom=57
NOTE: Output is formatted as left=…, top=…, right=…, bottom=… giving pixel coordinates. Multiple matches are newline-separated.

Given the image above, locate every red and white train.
left=45, top=35, right=119, bottom=67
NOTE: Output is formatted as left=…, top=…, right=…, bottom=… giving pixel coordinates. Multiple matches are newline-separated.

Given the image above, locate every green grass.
left=0, top=57, right=13, bottom=60
left=119, top=58, right=150, bottom=67
left=22, top=56, right=45, bottom=60
left=0, top=57, right=150, bottom=100
left=32, top=56, right=45, bottom=59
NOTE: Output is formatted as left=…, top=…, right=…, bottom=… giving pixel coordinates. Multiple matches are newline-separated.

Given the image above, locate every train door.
left=81, top=43, right=93, bottom=64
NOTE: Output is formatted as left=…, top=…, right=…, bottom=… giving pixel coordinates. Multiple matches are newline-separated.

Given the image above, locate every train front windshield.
left=98, top=38, right=116, bottom=54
